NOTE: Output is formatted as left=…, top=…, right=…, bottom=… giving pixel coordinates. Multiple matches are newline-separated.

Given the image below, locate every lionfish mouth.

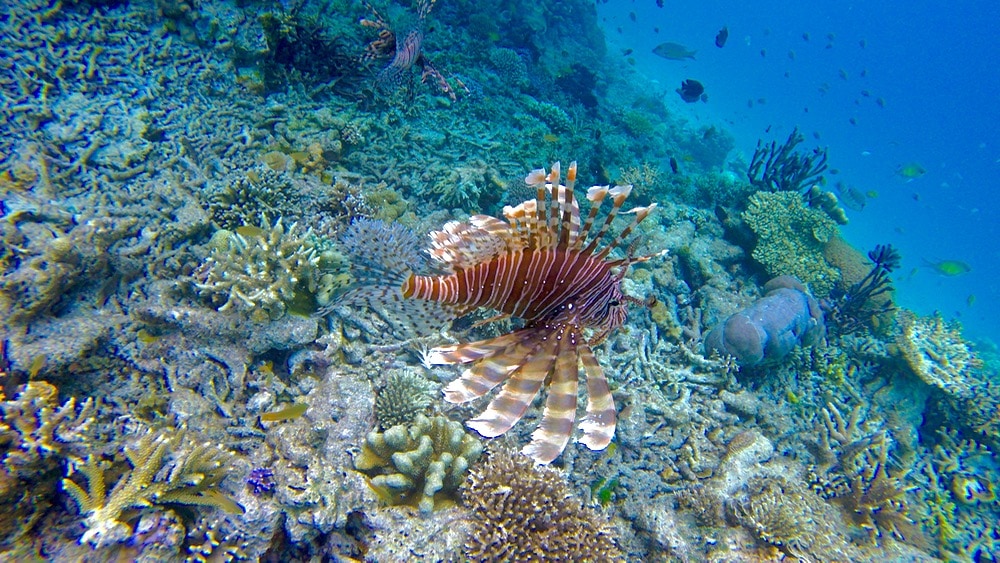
left=410, top=161, right=664, bottom=464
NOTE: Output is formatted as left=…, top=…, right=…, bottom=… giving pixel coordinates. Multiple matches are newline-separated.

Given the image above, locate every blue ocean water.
left=597, top=0, right=1000, bottom=346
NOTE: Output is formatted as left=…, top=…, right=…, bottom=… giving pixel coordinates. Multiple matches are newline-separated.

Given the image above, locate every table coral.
left=896, top=312, right=982, bottom=399
left=354, top=414, right=482, bottom=514
left=742, top=190, right=840, bottom=296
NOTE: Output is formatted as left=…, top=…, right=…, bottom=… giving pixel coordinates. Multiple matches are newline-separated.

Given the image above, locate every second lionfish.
left=340, top=162, right=663, bottom=463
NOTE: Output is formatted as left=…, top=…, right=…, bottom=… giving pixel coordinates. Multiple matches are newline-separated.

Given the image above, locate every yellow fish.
left=896, top=162, right=926, bottom=180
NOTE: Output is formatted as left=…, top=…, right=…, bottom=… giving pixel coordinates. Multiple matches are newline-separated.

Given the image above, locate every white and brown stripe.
left=414, top=161, right=663, bottom=464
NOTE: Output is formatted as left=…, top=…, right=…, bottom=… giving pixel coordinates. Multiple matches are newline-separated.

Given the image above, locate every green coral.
left=62, top=428, right=242, bottom=547
left=742, top=190, right=841, bottom=296
left=528, top=99, right=572, bottom=133
left=354, top=414, right=482, bottom=514
left=192, top=217, right=349, bottom=320
left=374, top=369, right=435, bottom=430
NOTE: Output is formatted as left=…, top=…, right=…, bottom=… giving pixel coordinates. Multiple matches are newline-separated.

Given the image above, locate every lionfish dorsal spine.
left=594, top=202, right=659, bottom=262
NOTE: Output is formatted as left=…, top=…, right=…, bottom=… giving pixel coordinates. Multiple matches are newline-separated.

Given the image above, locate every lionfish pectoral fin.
left=577, top=345, right=616, bottom=451
left=462, top=335, right=556, bottom=437
left=522, top=339, right=580, bottom=464
left=438, top=328, right=543, bottom=403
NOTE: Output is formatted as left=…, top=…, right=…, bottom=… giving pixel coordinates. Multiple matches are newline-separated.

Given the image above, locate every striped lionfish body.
left=409, top=162, right=661, bottom=463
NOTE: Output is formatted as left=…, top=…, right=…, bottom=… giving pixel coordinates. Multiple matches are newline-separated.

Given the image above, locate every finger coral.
left=62, top=428, right=242, bottom=547
left=354, top=414, right=482, bottom=514
left=460, top=447, right=624, bottom=562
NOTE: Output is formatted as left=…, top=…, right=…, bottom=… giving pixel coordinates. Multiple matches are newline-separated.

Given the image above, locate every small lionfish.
left=337, top=162, right=663, bottom=463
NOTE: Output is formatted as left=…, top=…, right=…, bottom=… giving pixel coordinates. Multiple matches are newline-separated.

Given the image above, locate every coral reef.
left=62, top=427, right=241, bottom=547
left=461, top=447, right=624, bottom=562
left=0, top=381, right=95, bottom=545
left=742, top=190, right=841, bottom=296
left=354, top=414, right=483, bottom=514
left=703, top=276, right=826, bottom=366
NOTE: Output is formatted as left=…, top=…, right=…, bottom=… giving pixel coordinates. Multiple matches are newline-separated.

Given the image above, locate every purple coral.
left=247, top=468, right=275, bottom=495
left=703, top=276, right=825, bottom=366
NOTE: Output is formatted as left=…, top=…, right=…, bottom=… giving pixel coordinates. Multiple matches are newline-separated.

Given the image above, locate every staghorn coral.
left=461, top=447, right=624, bottom=562
left=354, top=414, right=482, bottom=514
left=62, top=428, right=242, bottom=547
left=896, top=312, right=982, bottom=399
left=192, top=218, right=348, bottom=321
left=742, top=190, right=840, bottom=296
left=0, top=381, right=95, bottom=545
left=374, top=369, right=435, bottom=430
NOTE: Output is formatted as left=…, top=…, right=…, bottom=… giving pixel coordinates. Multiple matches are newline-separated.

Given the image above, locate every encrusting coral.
left=354, top=414, right=482, bottom=514
left=62, top=428, right=242, bottom=547
left=460, top=447, right=624, bottom=562
left=896, top=312, right=982, bottom=399
left=742, top=190, right=840, bottom=296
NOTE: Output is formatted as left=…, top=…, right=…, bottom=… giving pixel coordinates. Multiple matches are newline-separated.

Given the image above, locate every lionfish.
left=338, top=162, right=662, bottom=463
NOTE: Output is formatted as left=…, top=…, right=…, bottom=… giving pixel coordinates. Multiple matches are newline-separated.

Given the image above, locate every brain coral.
left=742, top=190, right=840, bottom=296
left=896, top=312, right=982, bottom=399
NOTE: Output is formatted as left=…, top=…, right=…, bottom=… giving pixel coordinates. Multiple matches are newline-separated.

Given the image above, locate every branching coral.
left=374, top=369, right=435, bottom=430
left=742, top=190, right=840, bottom=296
left=62, top=428, right=242, bottom=547
left=192, top=217, right=348, bottom=320
left=896, top=312, right=982, bottom=399
left=0, top=381, right=95, bottom=545
left=354, top=414, right=482, bottom=514
left=460, top=447, right=624, bottom=562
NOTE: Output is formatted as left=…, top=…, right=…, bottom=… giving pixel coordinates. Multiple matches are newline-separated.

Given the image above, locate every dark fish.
left=715, top=26, right=729, bottom=48
left=760, top=48, right=767, bottom=57
left=876, top=97, right=886, bottom=108
left=653, top=42, right=697, bottom=60
left=657, top=0, right=664, bottom=7
left=802, top=32, right=810, bottom=41
left=676, top=79, right=706, bottom=103
left=861, top=89, right=871, bottom=97
left=859, top=38, right=867, bottom=48
left=669, top=156, right=679, bottom=173
left=654, top=27, right=660, bottom=33
left=788, top=49, right=796, bottom=60
left=629, top=11, right=636, bottom=22
left=622, top=48, right=633, bottom=56
left=849, top=117, right=857, bottom=125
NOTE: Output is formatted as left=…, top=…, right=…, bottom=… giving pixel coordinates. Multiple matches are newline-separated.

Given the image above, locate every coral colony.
left=0, top=0, right=996, bottom=561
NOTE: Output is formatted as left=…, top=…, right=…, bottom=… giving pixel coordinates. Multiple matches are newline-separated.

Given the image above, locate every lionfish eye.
left=608, top=299, right=621, bottom=307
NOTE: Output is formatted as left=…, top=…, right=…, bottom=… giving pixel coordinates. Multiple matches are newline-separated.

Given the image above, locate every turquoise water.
left=598, top=0, right=1000, bottom=346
